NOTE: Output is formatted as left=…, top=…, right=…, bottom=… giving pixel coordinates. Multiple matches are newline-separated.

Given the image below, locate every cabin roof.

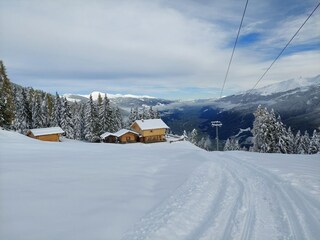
left=100, top=132, right=117, bottom=139
left=28, top=127, right=64, bottom=136
left=132, top=119, right=169, bottom=130
left=100, top=129, right=139, bottom=139
left=114, top=129, right=139, bottom=137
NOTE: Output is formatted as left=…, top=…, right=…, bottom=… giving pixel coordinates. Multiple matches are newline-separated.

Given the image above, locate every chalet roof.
left=100, top=132, right=117, bottom=139
left=114, top=129, right=139, bottom=137
left=28, top=127, right=64, bottom=136
left=100, top=129, right=139, bottom=139
left=132, top=119, right=169, bottom=130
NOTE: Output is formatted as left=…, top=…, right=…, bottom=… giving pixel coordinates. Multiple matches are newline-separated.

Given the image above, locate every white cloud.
left=0, top=0, right=319, bottom=99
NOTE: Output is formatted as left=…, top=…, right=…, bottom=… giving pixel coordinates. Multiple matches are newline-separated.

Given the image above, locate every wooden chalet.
left=100, top=129, right=139, bottom=143
left=131, top=119, right=169, bottom=143
left=27, top=127, right=64, bottom=142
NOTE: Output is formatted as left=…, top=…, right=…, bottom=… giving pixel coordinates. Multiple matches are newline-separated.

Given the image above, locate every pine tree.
left=308, top=130, right=320, bottom=154
left=203, top=136, right=212, bottom=151
left=74, top=103, right=86, bottom=140
left=149, top=106, right=155, bottom=119
left=294, top=130, right=302, bottom=154
left=155, top=109, right=160, bottom=119
left=286, top=127, right=295, bottom=154
left=61, top=98, right=74, bottom=138
left=275, top=115, right=290, bottom=154
left=139, top=106, right=148, bottom=120
left=0, top=61, right=15, bottom=128
left=127, top=108, right=136, bottom=127
left=252, top=106, right=278, bottom=153
left=99, top=94, right=113, bottom=134
left=252, top=106, right=289, bottom=153
left=297, top=131, right=310, bottom=154
left=114, top=107, right=123, bottom=131
left=41, top=94, right=50, bottom=127
left=224, top=138, right=240, bottom=151
left=224, top=138, right=231, bottom=151
left=32, top=94, right=42, bottom=128
left=84, top=95, right=99, bottom=142
left=14, top=88, right=32, bottom=133
left=51, top=92, right=62, bottom=127
left=190, top=129, right=198, bottom=144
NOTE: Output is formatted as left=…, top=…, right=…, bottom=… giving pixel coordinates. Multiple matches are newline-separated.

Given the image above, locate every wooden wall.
left=27, top=133, right=61, bottom=142
left=118, top=132, right=138, bottom=143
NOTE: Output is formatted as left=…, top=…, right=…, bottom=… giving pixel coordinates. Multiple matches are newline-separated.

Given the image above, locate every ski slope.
left=0, top=130, right=319, bottom=240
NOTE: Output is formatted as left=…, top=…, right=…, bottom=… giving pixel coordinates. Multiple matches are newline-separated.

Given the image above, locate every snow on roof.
left=114, top=129, right=139, bottom=137
left=29, top=127, right=64, bottom=136
left=100, top=129, right=139, bottom=139
left=132, top=119, right=169, bottom=130
left=100, top=132, right=117, bottom=139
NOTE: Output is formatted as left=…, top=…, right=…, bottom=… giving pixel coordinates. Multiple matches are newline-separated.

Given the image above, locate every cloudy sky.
left=1, top=0, right=319, bottom=99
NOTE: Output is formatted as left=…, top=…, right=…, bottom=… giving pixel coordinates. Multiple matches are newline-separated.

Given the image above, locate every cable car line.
left=219, top=0, right=249, bottom=99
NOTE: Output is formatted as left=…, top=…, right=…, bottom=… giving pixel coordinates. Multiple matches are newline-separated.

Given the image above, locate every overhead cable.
left=248, top=1, right=320, bottom=94
left=219, top=0, right=249, bottom=98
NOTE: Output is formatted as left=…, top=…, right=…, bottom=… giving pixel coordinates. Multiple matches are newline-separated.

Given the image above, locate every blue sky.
left=0, top=0, right=319, bottom=100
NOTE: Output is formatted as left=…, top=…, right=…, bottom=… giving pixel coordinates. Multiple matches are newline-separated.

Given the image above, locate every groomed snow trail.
left=122, top=152, right=320, bottom=240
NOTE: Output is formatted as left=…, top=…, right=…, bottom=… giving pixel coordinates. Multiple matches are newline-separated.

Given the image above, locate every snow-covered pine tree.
left=275, top=115, right=290, bottom=154
left=32, top=94, right=42, bottom=129
left=139, top=106, right=149, bottom=120
left=297, top=131, right=310, bottom=154
left=149, top=106, right=155, bottom=119
left=308, top=130, right=320, bottom=154
left=114, top=107, right=123, bottom=131
left=155, top=109, right=160, bottom=119
left=0, top=61, right=15, bottom=128
left=231, top=138, right=241, bottom=150
left=84, top=95, right=99, bottom=142
left=286, top=127, right=295, bottom=154
left=190, top=129, right=198, bottom=144
left=61, top=97, right=74, bottom=138
left=224, top=138, right=240, bottom=151
left=127, top=108, right=136, bottom=127
left=197, top=137, right=205, bottom=148
left=252, top=106, right=275, bottom=153
left=51, top=92, right=62, bottom=127
left=14, top=88, right=32, bottom=133
left=294, top=130, right=302, bottom=154
left=203, top=136, right=212, bottom=151
left=41, top=94, right=50, bottom=127
left=252, top=106, right=287, bottom=153
left=74, top=103, right=86, bottom=140
left=183, top=130, right=188, bottom=140
left=99, top=94, right=113, bottom=134
left=224, top=138, right=231, bottom=151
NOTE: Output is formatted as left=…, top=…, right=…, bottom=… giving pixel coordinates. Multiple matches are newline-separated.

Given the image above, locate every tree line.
left=0, top=61, right=163, bottom=142
left=251, top=105, right=319, bottom=154
left=0, top=61, right=124, bottom=142
left=184, top=105, right=319, bottom=154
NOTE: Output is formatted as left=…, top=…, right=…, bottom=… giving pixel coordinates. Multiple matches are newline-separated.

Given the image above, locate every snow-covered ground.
left=0, top=130, right=319, bottom=240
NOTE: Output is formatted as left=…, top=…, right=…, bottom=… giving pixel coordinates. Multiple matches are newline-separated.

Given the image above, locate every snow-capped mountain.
left=79, top=91, right=156, bottom=100
left=63, top=91, right=174, bottom=110
left=247, top=75, right=320, bottom=96
left=161, top=75, right=320, bottom=142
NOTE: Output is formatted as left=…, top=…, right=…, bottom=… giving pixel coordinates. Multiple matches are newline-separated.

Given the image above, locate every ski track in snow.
left=122, top=152, right=320, bottom=240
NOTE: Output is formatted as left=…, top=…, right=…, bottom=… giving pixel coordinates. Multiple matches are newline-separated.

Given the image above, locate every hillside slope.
left=161, top=75, right=320, bottom=140
left=0, top=130, right=319, bottom=239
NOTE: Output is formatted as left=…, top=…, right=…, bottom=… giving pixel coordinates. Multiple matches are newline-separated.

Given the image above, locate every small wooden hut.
left=27, top=127, right=64, bottom=142
left=100, top=129, right=139, bottom=143
left=100, top=132, right=117, bottom=143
